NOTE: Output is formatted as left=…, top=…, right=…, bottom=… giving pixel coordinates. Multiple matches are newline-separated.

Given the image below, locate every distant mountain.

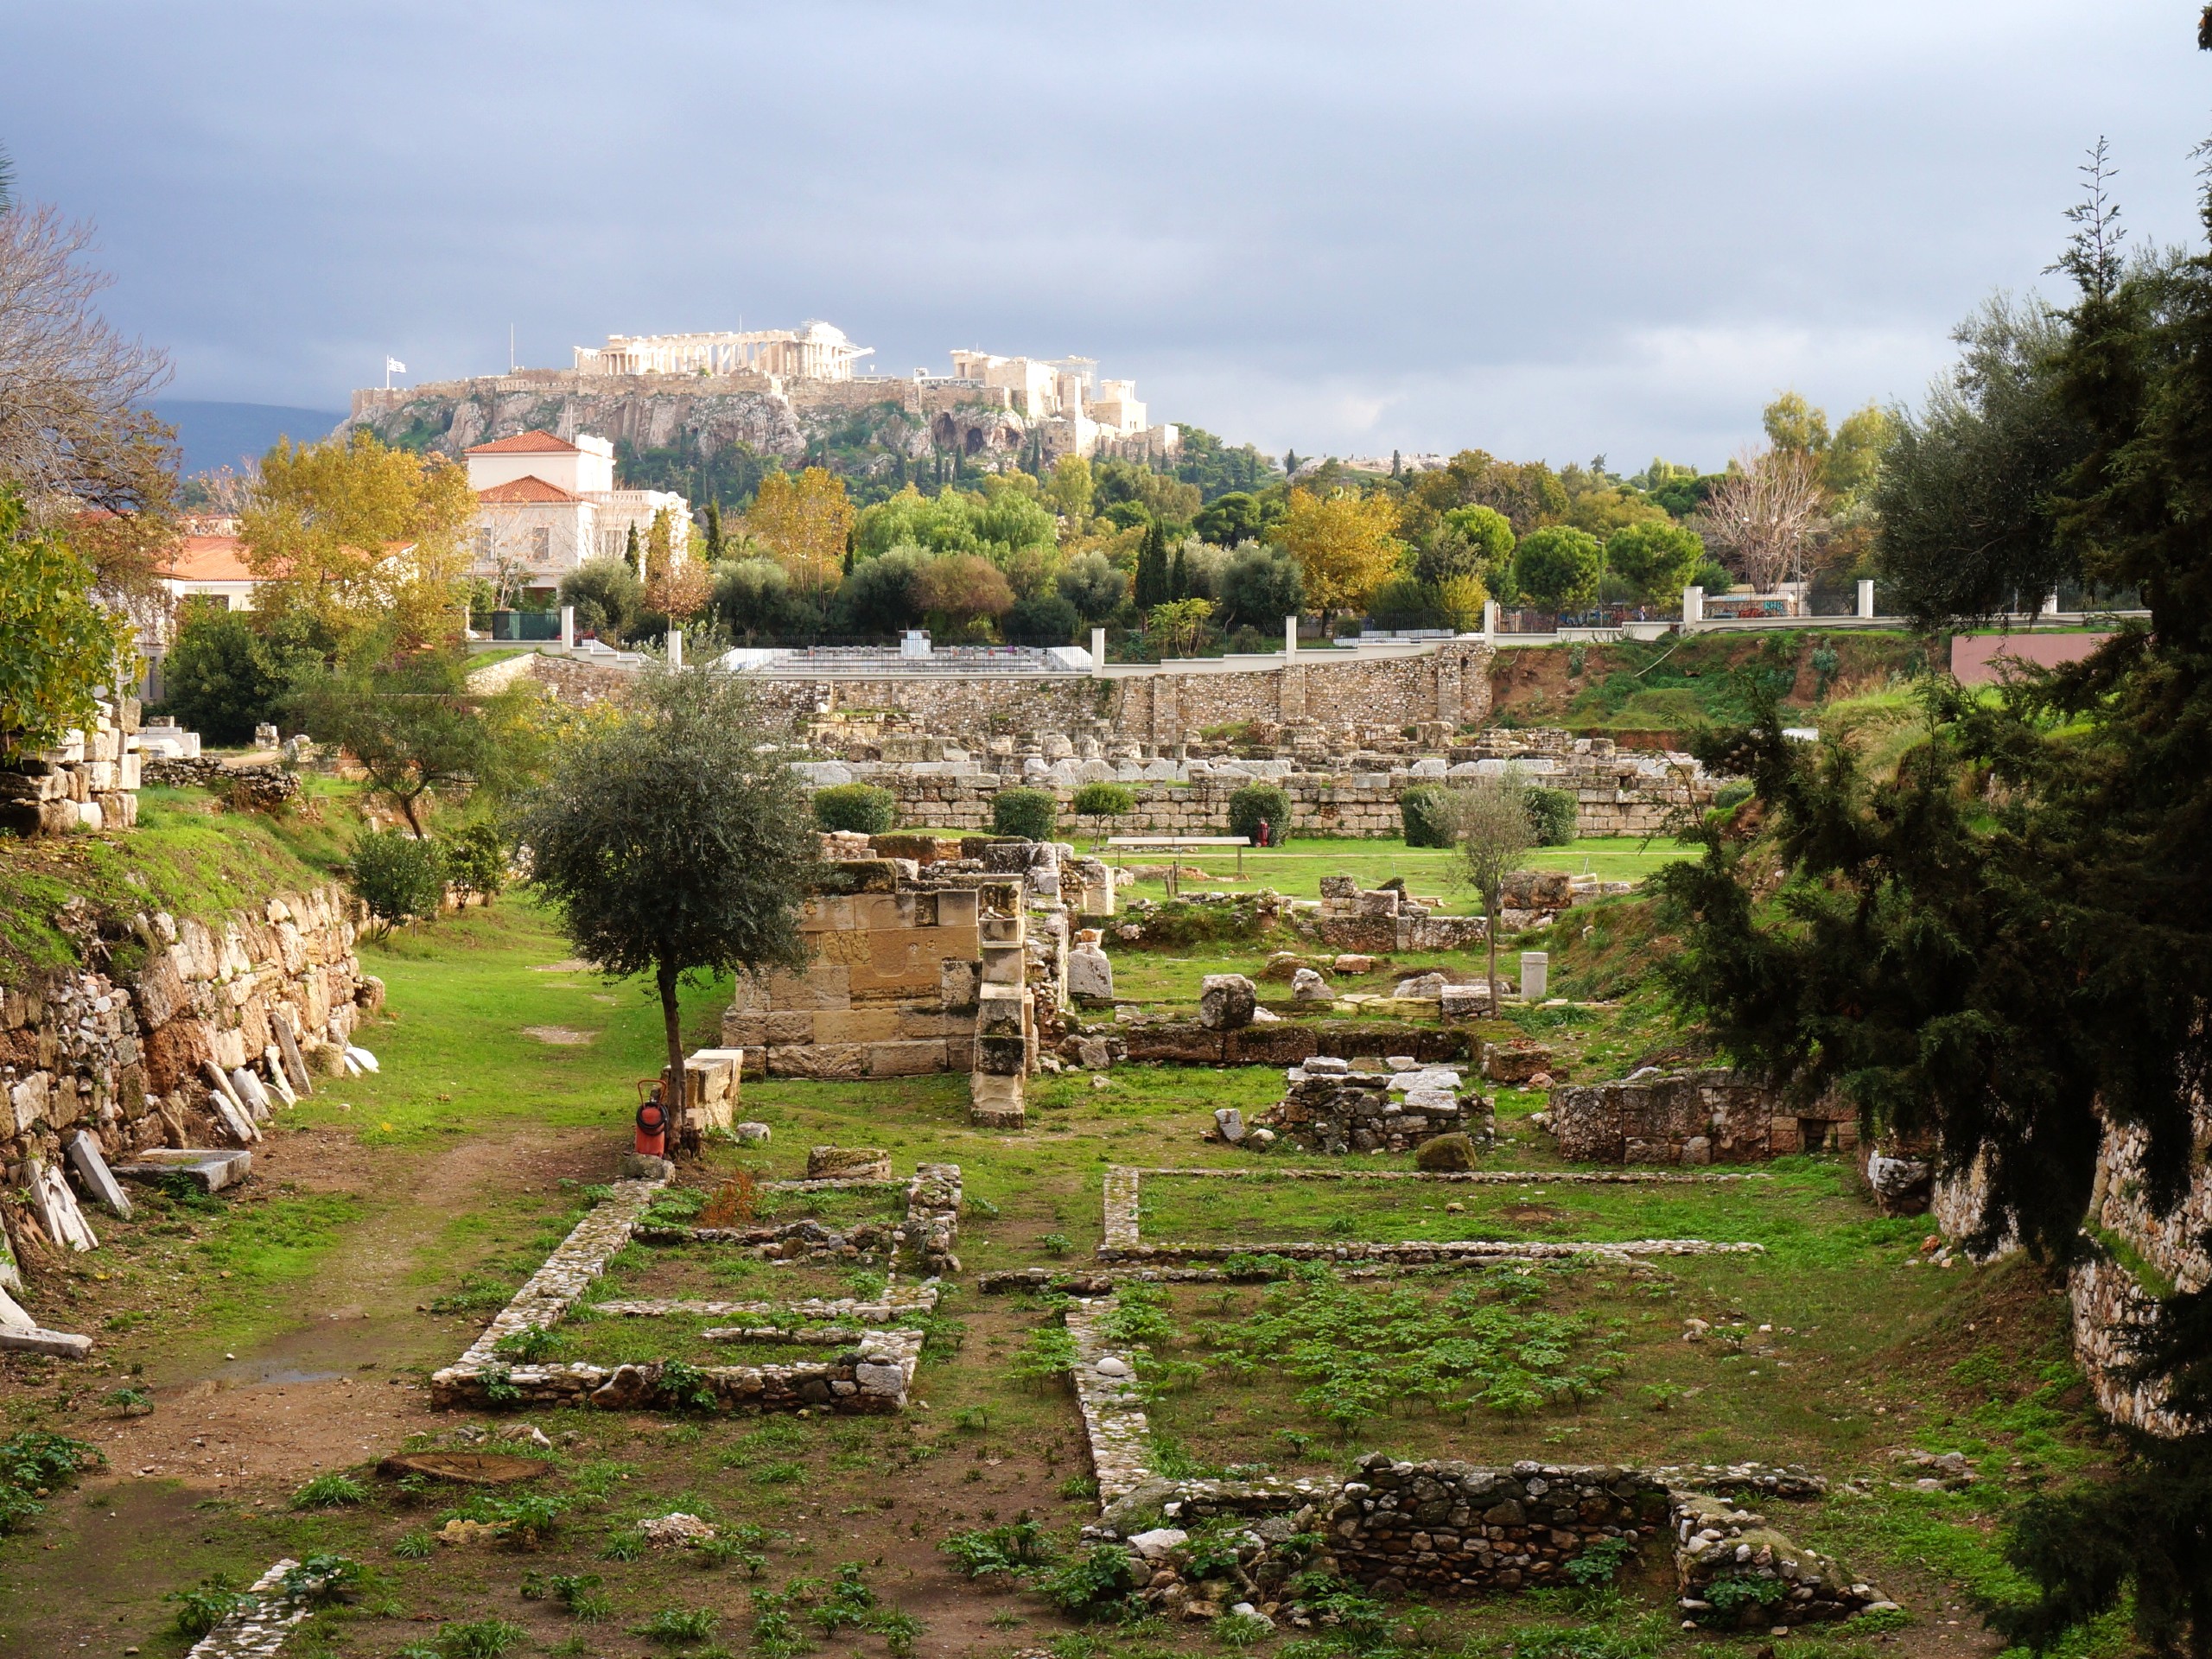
left=153, top=400, right=345, bottom=476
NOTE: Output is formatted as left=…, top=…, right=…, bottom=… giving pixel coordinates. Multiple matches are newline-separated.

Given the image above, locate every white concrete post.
left=1283, top=614, right=1298, bottom=658
left=1520, top=950, right=1549, bottom=1002
left=1090, top=627, right=1107, bottom=677
left=560, top=605, right=575, bottom=650
left=1481, top=599, right=1499, bottom=641
left=1683, top=585, right=1704, bottom=626
left=1856, top=578, right=1875, bottom=620
left=668, top=627, right=683, bottom=669
left=2043, top=589, right=2062, bottom=618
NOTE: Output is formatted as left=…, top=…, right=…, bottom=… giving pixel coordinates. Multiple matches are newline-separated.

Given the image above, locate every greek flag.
left=385, top=355, right=406, bottom=374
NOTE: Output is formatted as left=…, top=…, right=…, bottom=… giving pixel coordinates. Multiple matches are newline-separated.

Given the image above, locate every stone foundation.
left=1542, top=1070, right=1857, bottom=1166
left=1252, top=1058, right=1493, bottom=1154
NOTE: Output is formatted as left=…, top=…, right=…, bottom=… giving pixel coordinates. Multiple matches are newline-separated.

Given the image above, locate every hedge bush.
left=991, top=786, right=1058, bottom=842
left=1524, top=785, right=1578, bottom=846
left=1400, top=784, right=1459, bottom=849
left=813, top=783, right=899, bottom=836
left=1228, top=781, right=1292, bottom=846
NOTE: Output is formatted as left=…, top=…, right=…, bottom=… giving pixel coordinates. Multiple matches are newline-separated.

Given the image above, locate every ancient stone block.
left=1198, top=974, right=1257, bottom=1031
left=867, top=1040, right=949, bottom=1077
left=807, top=1146, right=892, bottom=1179
left=766, top=1044, right=870, bottom=1081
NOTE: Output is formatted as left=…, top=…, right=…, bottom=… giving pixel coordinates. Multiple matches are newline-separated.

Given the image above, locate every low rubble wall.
left=1543, top=1069, right=1857, bottom=1166
left=1313, top=1455, right=1669, bottom=1594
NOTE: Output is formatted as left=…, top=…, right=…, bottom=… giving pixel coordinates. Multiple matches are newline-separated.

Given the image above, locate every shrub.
left=1071, top=780, right=1134, bottom=843
left=1227, top=781, right=1291, bottom=846
left=1004, top=591, right=1081, bottom=645
left=435, top=1619, right=527, bottom=1659
left=991, top=786, right=1058, bottom=841
left=440, top=822, right=508, bottom=904
left=1714, top=779, right=1754, bottom=810
left=348, top=829, right=446, bottom=936
left=1400, top=783, right=1459, bottom=849
left=631, top=1606, right=718, bottom=1643
left=813, top=782, right=898, bottom=836
left=1524, top=785, right=1578, bottom=846
left=166, top=1576, right=255, bottom=1639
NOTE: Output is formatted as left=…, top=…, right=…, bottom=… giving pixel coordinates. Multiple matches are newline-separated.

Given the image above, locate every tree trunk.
left=1484, top=887, right=1499, bottom=1009
left=658, top=963, right=694, bottom=1160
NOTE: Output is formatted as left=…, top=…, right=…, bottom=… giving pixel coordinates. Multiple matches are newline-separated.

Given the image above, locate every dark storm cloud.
left=9, top=1, right=2209, bottom=466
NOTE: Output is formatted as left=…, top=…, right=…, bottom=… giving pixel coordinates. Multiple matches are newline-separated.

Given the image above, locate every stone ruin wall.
left=2, top=885, right=377, bottom=1250
left=1544, top=1070, right=1859, bottom=1167
left=1, top=694, right=145, bottom=839
left=720, top=842, right=1092, bottom=1089
left=504, top=639, right=1496, bottom=747
left=2069, top=1104, right=2210, bottom=1435
left=811, top=752, right=1708, bottom=842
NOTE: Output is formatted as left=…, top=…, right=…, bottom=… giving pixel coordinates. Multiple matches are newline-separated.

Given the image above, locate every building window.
left=476, top=526, right=493, bottom=560
left=531, top=526, right=551, bottom=563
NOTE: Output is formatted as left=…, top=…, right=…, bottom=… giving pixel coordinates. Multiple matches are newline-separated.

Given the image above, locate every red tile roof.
left=465, top=429, right=579, bottom=455
left=161, top=536, right=254, bottom=583
left=477, top=475, right=582, bottom=504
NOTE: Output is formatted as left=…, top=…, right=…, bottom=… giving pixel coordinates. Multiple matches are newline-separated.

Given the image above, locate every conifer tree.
left=1656, top=138, right=2212, bottom=1656
left=1134, top=521, right=1170, bottom=610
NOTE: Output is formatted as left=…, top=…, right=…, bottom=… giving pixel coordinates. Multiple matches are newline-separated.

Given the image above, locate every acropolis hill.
left=346, top=321, right=1180, bottom=477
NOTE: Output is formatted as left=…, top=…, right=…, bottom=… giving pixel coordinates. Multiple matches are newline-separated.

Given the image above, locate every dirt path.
left=94, top=1126, right=604, bottom=1488
left=0, top=1125, right=611, bottom=1650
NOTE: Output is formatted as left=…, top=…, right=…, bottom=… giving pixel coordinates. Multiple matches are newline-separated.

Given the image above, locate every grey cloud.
left=8, top=0, right=2209, bottom=466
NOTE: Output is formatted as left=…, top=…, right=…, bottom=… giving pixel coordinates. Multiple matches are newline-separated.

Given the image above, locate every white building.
left=935, top=350, right=1173, bottom=455
left=574, top=321, right=873, bottom=382
left=464, top=430, right=690, bottom=598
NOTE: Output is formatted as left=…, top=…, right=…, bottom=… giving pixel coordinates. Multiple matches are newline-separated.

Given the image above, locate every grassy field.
left=0, top=842, right=2120, bottom=1659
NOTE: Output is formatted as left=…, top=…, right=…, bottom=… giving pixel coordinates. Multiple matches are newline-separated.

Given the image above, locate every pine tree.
left=703, top=501, right=723, bottom=562
left=625, top=523, right=641, bottom=574
left=1168, top=544, right=1187, bottom=601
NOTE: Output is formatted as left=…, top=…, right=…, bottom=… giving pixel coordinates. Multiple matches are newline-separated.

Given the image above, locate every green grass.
left=294, top=899, right=739, bottom=1147
left=1131, top=1159, right=1923, bottom=1264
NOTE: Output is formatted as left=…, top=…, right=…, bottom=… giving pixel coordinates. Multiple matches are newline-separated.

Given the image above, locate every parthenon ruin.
left=573, top=320, right=874, bottom=380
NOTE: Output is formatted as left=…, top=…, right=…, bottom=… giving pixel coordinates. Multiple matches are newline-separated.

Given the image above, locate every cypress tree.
left=1134, top=521, right=1169, bottom=610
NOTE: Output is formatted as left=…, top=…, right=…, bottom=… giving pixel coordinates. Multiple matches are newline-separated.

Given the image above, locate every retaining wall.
left=2, top=886, right=373, bottom=1201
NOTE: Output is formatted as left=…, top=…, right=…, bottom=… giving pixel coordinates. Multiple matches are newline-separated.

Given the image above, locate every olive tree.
left=1451, top=772, right=1534, bottom=1007
left=517, top=666, right=820, bottom=1153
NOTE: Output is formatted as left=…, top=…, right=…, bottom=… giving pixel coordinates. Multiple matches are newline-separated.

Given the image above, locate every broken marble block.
left=1292, top=967, right=1331, bottom=1002
left=1197, top=974, right=1257, bottom=1031
left=1067, top=941, right=1115, bottom=1005
left=65, top=1131, right=132, bottom=1219
left=807, top=1146, right=892, bottom=1180
left=112, top=1147, right=251, bottom=1193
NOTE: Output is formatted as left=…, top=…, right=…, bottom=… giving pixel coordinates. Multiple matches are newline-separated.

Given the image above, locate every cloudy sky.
left=12, top=2, right=2210, bottom=468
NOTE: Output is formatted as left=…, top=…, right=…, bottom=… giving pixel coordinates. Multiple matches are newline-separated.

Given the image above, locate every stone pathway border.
left=1100, top=1165, right=1764, bottom=1264
left=1064, top=1296, right=1154, bottom=1502
left=184, top=1557, right=314, bottom=1657
left=591, top=1286, right=940, bottom=1323
left=640, top=1163, right=962, bottom=1274
left=430, top=1170, right=952, bottom=1414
